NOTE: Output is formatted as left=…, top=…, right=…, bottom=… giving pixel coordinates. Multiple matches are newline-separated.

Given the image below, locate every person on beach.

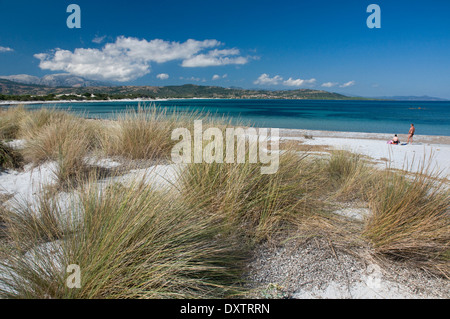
left=388, top=134, right=399, bottom=144
left=392, top=134, right=400, bottom=144
left=407, top=124, right=415, bottom=144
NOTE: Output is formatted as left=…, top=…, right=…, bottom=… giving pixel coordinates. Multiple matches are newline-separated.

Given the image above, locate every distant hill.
left=0, top=79, right=49, bottom=95
left=0, top=80, right=361, bottom=101
left=0, top=74, right=109, bottom=88
left=374, top=95, right=448, bottom=101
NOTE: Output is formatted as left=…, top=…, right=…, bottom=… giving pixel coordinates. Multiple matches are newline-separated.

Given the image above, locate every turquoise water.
left=25, top=99, right=450, bottom=136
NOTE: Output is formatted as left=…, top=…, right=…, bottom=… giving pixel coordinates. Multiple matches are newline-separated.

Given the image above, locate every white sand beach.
left=1, top=128, right=449, bottom=299
left=280, top=128, right=450, bottom=178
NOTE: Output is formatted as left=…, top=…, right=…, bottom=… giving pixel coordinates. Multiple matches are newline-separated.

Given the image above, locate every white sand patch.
left=83, top=157, right=121, bottom=169
left=100, top=164, right=183, bottom=190
left=0, top=240, right=65, bottom=296
left=278, top=128, right=450, bottom=177
left=4, top=139, right=26, bottom=150
left=332, top=208, right=370, bottom=221
left=292, top=262, right=420, bottom=299
left=0, top=162, right=58, bottom=209
left=291, top=137, right=450, bottom=177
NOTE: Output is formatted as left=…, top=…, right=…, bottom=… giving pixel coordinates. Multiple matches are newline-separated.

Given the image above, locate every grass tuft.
left=364, top=169, right=450, bottom=276
left=0, top=177, right=248, bottom=299
left=0, top=141, right=23, bottom=170
left=103, top=105, right=201, bottom=161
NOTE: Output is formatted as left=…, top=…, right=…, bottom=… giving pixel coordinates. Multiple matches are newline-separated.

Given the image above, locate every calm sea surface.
left=24, top=99, right=450, bottom=136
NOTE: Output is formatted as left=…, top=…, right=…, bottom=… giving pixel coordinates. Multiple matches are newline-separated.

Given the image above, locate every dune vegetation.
left=0, top=105, right=448, bottom=298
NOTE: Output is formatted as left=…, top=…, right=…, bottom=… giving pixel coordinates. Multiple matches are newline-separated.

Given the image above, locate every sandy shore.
left=280, top=128, right=450, bottom=144
left=1, top=127, right=449, bottom=299
left=0, top=98, right=167, bottom=106
left=0, top=97, right=222, bottom=106
left=279, top=128, right=450, bottom=178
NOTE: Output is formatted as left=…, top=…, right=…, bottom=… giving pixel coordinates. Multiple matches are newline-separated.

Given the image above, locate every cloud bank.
left=340, top=80, right=355, bottom=88
left=92, top=35, right=106, bottom=44
left=156, top=73, right=169, bottom=80
left=254, top=74, right=284, bottom=85
left=254, top=74, right=316, bottom=87
left=321, top=82, right=338, bottom=88
left=182, top=49, right=248, bottom=67
left=0, top=46, right=14, bottom=53
left=283, top=77, right=316, bottom=87
left=34, top=37, right=250, bottom=82
left=212, top=74, right=228, bottom=80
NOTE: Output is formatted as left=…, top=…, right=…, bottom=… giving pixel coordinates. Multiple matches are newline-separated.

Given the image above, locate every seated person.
left=391, top=134, right=400, bottom=144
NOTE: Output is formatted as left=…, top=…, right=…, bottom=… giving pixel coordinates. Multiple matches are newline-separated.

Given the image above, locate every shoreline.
left=2, top=99, right=450, bottom=140
left=4, top=103, right=450, bottom=141
left=0, top=98, right=169, bottom=106
left=1, top=107, right=449, bottom=299
left=278, top=128, right=450, bottom=177
left=279, top=128, right=450, bottom=145
left=0, top=97, right=375, bottom=105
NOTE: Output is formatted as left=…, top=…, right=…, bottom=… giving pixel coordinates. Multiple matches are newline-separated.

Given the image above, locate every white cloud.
left=212, top=74, right=227, bottom=80
left=0, top=46, right=13, bottom=52
left=180, top=76, right=204, bottom=82
left=254, top=73, right=283, bottom=85
left=321, top=82, right=338, bottom=88
left=34, top=49, right=150, bottom=82
left=92, top=35, right=106, bottom=44
left=34, top=36, right=249, bottom=82
left=157, top=73, right=169, bottom=80
left=340, top=80, right=355, bottom=88
left=255, top=74, right=316, bottom=87
left=182, top=48, right=248, bottom=67
left=283, top=77, right=316, bottom=87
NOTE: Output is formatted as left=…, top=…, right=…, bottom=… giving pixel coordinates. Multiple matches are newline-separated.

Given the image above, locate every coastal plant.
left=0, top=141, right=23, bottom=170
left=363, top=168, right=450, bottom=276
left=0, top=189, right=69, bottom=252
left=179, top=147, right=326, bottom=243
left=0, top=105, right=27, bottom=139
left=102, top=106, right=180, bottom=160
left=21, top=115, right=101, bottom=187
left=18, top=107, right=76, bottom=140
left=323, top=150, right=379, bottom=201
left=102, top=105, right=207, bottom=161
left=0, top=175, right=248, bottom=299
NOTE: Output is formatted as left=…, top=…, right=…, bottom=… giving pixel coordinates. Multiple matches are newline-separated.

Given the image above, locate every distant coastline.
left=0, top=97, right=373, bottom=106
left=2, top=98, right=450, bottom=137
left=0, top=98, right=168, bottom=106
left=0, top=79, right=374, bottom=101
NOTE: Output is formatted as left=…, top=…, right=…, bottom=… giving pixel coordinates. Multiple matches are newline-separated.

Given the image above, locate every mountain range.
left=0, top=74, right=108, bottom=88
left=0, top=74, right=448, bottom=101
left=0, top=78, right=353, bottom=100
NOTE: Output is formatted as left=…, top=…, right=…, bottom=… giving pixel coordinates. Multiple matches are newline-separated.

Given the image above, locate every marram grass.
left=0, top=176, right=248, bottom=299
left=0, top=105, right=449, bottom=298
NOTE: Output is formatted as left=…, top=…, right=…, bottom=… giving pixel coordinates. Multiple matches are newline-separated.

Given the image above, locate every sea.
left=22, top=99, right=450, bottom=136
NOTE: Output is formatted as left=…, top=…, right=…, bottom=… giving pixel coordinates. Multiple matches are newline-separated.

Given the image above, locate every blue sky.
left=1, top=0, right=449, bottom=98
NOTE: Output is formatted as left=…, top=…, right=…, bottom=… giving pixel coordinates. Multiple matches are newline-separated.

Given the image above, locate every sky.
left=0, top=0, right=450, bottom=98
